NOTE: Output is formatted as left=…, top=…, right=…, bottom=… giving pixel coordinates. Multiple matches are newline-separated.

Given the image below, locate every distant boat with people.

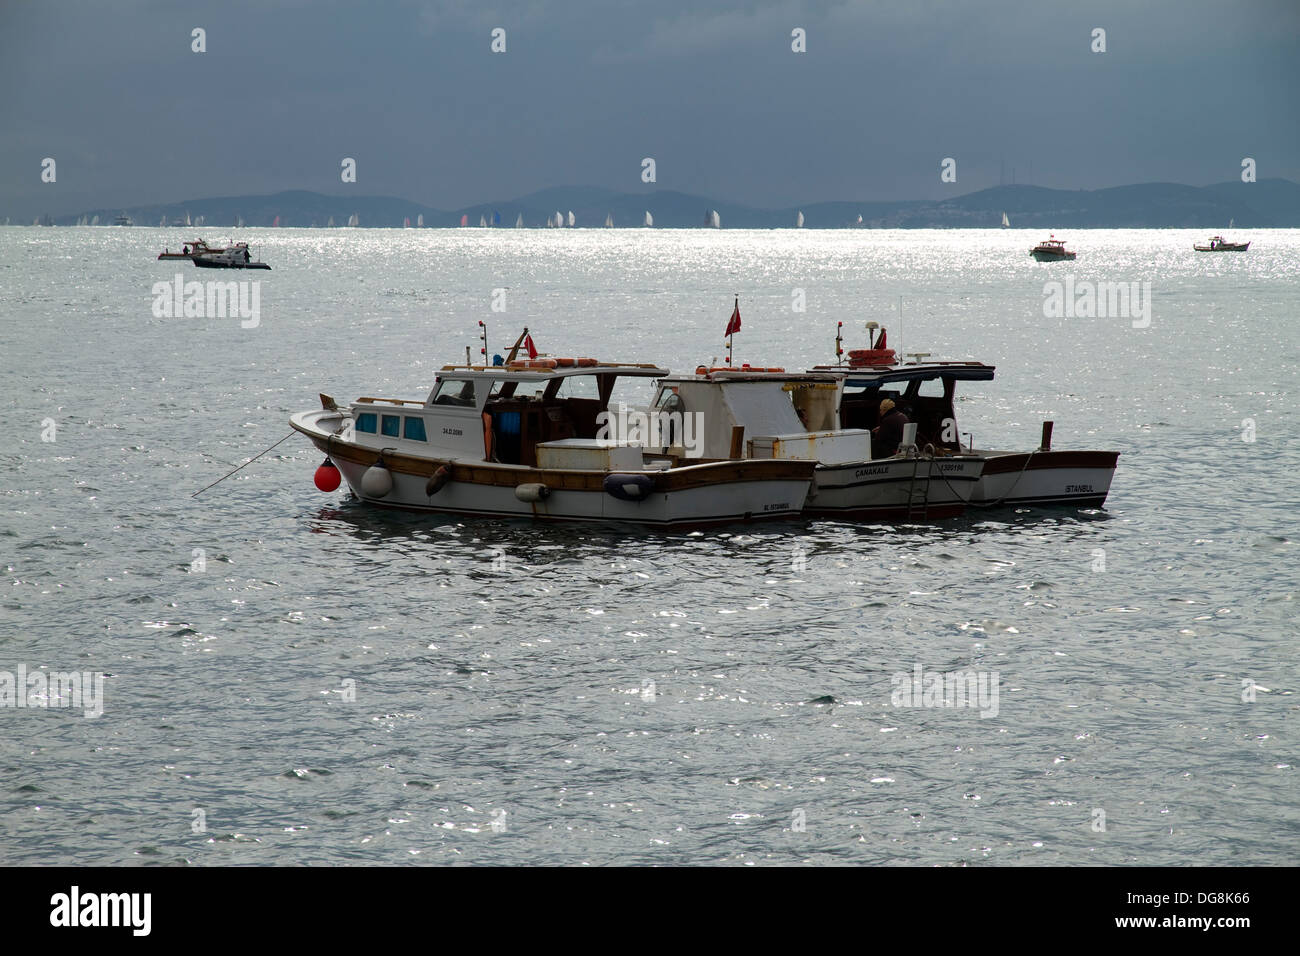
left=1194, top=235, right=1249, bottom=252
left=1030, top=236, right=1075, bottom=261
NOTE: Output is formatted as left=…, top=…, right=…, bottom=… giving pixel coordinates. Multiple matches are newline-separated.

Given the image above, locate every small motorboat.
left=114, top=214, right=132, bottom=226
left=191, top=243, right=271, bottom=270
left=1030, top=236, right=1075, bottom=261
left=290, top=331, right=815, bottom=527
left=1194, top=236, right=1249, bottom=252
left=157, top=239, right=215, bottom=260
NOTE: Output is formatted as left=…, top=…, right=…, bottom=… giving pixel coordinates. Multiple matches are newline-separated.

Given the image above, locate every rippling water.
left=1, top=226, right=1295, bottom=865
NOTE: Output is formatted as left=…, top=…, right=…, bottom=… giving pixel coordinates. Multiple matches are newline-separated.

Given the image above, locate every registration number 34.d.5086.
left=442, top=427, right=463, bottom=436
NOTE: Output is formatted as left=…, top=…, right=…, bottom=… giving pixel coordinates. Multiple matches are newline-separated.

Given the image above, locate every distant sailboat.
left=605, top=213, right=614, bottom=227
left=1229, top=218, right=1235, bottom=229
left=515, top=213, right=524, bottom=228
left=479, top=214, right=487, bottom=227
left=856, top=214, right=863, bottom=225
left=404, top=217, right=411, bottom=228
left=196, top=215, right=204, bottom=226
left=1001, top=211, right=1010, bottom=228
left=90, top=215, right=99, bottom=226
left=550, top=211, right=563, bottom=228
left=272, top=215, right=280, bottom=228
left=417, top=214, right=424, bottom=228
left=567, top=210, right=575, bottom=227
left=706, top=209, right=720, bottom=228
left=160, top=215, right=167, bottom=227
left=185, top=212, right=192, bottom=227
left=492, top=210, right=501, bottom=226
left=347, top=213, right=359, bottom=227
left=237, top=216, right=246, bottom=228
left=644, top=210, right=653, bottom=227
left=796, top=210, right=804, bottom=228
left=327, top=216, right=336, bottom=228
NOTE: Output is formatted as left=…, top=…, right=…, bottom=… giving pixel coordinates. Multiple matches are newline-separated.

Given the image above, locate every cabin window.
left=553, top=375, right=600, bottom=401
left=403, top=417, right=428, bottom=441
left=915, top=378, right=945, bottom=398
left=381, top=414, right=400, bottom=438
left=432, top=379, right=477, bottom=407
left=355, top=412, right=377, bottom=433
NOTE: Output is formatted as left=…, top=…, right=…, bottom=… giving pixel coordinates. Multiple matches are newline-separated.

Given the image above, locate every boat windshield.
left=430, top=378, right=478, bottom=407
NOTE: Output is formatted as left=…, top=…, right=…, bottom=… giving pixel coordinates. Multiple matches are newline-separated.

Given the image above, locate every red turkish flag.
left=523, top=333, right=538, bottom=359
left=876, top=329, right=887, bottom=350
left=725, top=302, right=741, bottom=338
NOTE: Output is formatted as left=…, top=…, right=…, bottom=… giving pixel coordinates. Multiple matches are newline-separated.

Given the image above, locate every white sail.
left=553, top=211, right=563, bottom=228
left=327, top=216, right=335, bottom=227
left=91, top=215, right=99, bottom=226
left=515, top=213, right=524, bottom=227
left=710, top=210, right=721, bottom=228
left=856, top=214, right=863, bottom=224
left=417, top=214, right=424, bottom=228
left=1229, top=218, right=1234, bottom=229
left=644, top=210, right=653, bottom=227
left=796, top=210, right=804, bottom=228
left=479, top=214, right=487, bottom=227
left=185, top=212, right=192, bottom=227
left=348, top=213, right=358, bottom=227
left=1001, top=211, right=1010, bottom=228
left=237, top=216, right=246, bottom=228
left=404, top=217, right=411, bottom=228
left=605, top=213, right=614, bottom=227
left=160, top=216, right=166, bottom=227
left=567, top=210, right=575, bottom=227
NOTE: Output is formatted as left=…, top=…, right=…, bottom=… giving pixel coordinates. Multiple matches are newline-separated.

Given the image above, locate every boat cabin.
left=348, top=362, right=668, bottom=467
left=651, top=368, right=874, bottom=464
left=813, top=361, right=996, bottom=451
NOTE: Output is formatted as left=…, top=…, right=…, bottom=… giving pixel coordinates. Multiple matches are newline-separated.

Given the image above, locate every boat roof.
left=436, top=362, right=668, bottom=382
left=660, top=368, right=839, bottom=384
left=809, top=361, right=996, bottom=385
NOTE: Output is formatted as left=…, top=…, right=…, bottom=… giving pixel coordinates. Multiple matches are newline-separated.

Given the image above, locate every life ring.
left=576, top=357, right=598, bottom=367
left=848, top=349, right=896, bottom=366
left=553, top=357, right=576, bottom=367
left=508, top=358, right=558, bottom=369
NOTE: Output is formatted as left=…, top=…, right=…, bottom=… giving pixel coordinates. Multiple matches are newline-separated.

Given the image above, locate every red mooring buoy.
left=314, top=457, right=341, bottom=492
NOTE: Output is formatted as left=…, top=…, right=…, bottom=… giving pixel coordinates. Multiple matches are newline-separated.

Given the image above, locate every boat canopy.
left=831, top=362, right=997, bottom=389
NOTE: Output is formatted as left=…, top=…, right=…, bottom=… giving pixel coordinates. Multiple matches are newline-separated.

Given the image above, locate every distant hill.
left=43, top=179, right=1300, bottom=228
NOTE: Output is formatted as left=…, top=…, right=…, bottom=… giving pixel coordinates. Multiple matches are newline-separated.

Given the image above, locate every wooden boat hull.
left=291, top=411, right=814, bottom=527
left=970, top=450, right=1119, bottom=507
left=803, top=455, right=983, bottom=520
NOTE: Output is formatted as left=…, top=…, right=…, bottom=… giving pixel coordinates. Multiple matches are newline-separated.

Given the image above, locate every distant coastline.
left=15, top=179, right=1300, bottom=230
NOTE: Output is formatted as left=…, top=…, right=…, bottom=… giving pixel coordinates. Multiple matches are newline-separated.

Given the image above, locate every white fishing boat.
left=796, top=211, right=804, bottom=228
left=192, top=242, right=271, bottom=270
left=644, top=211, right=653, bottom=227
left=649, top=366, right=983, bottom=520
left=807, top=328, right=1119, bottom=507
left=290, top=333, right=815, bottom=527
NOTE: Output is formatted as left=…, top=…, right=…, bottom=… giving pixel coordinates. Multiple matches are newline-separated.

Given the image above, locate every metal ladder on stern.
left=905, top=455, right=932, bottom=520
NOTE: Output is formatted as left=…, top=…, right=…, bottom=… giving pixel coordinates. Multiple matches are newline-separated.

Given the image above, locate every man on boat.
left=872, top=398, right=910, bottom=458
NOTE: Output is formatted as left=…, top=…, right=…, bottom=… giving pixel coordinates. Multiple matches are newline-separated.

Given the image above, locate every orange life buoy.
left=576, top=357, right=598, bottom=367
left=848, top=349, right=896, bottom=366
left=553, top=357, right=576, bottom=367
left=508, top=358, right=558, bottom=369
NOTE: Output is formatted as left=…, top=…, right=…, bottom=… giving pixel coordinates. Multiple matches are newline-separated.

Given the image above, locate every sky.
left=2, top=0, right=1297, bottom=218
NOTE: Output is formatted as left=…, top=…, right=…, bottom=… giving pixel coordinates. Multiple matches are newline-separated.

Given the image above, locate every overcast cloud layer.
left=2, top=0, right=1297, bottom=218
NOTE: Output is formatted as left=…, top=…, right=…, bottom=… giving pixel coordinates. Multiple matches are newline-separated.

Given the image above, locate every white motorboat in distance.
left=191, top=242, right=271, bottom=269
left=291, top=349, right=815, bottom=527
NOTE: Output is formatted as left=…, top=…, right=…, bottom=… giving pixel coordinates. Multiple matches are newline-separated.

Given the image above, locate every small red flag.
left=876, top=329, right=887, bottom=350
left=523, top=333, right=538, bottom=359
left=725, top=301, right=741, bottom=338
